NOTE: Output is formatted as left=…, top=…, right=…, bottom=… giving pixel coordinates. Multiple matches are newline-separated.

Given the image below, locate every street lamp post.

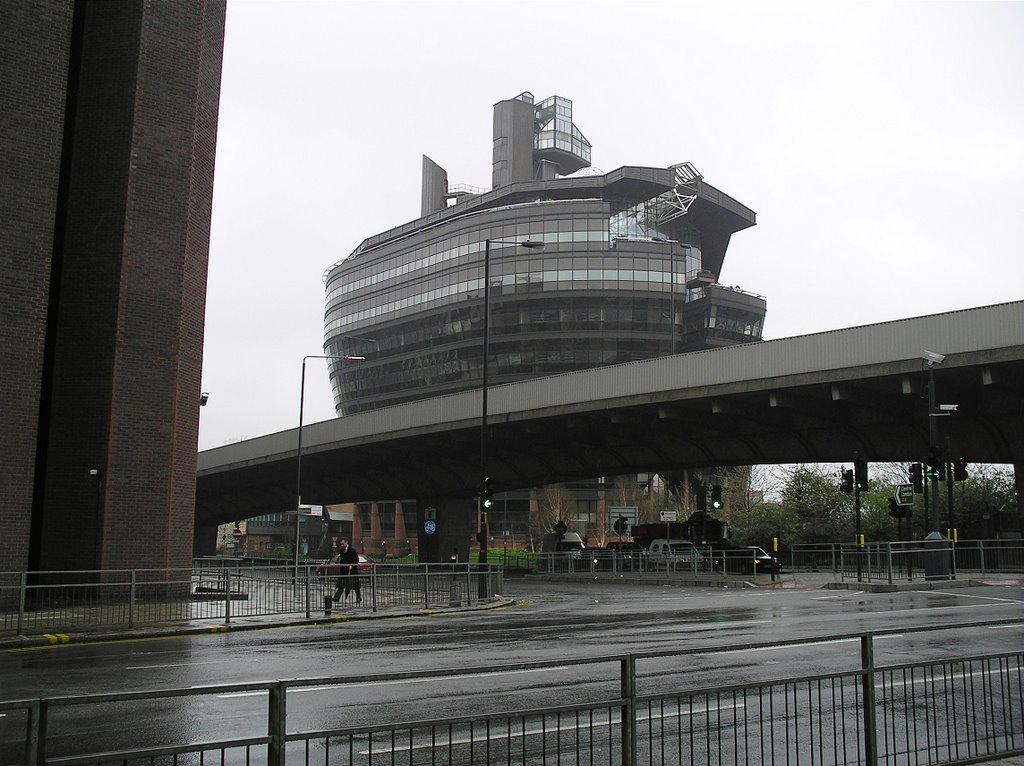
left=651, top=238, right=694, bottom=355
left=478, top=238, right=545, bottom=567
left=294, top=353, right=367, bottom=577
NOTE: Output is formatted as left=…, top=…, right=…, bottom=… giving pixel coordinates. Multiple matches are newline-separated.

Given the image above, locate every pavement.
left=2, top=570, right=1021, bottom=652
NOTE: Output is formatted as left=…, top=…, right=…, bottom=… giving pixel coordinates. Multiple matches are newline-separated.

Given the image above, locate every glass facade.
left=324, top=183, right=766, bottom=415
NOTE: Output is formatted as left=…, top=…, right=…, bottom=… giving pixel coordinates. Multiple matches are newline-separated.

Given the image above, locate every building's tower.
left=0, top=1, right=226, bottom=573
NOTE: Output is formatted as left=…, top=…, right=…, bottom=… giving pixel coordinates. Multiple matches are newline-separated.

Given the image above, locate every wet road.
left=1, top=577, right=1021, bottom=762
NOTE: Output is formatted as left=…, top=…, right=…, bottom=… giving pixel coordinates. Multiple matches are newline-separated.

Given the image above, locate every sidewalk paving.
left=0, top=595, right=518, bottom=651
left=3, top=570, right=1020, bottom=652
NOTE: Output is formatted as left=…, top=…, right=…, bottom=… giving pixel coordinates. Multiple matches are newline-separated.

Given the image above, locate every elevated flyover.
left=197, top=301, right=1024, bottom=535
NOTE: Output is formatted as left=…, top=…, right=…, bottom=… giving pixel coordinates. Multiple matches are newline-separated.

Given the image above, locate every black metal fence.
left=788, top=540, right=1024, bottom=584
left=0, top=563, right=503, bottom=636
left=2, top=619, right=1020, bottom=766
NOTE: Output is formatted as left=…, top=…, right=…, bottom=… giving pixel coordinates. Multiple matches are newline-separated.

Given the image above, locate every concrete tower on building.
left=0, top=1, right=227, bottom=573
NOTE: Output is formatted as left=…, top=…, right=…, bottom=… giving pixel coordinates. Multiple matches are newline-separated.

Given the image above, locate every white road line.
left=922, top=590, right=1023, bottom=604
left=126, top=660, right=233, bottom=670
left=362, top=702, right=745, bottom=755
left=216, top=665, right=578, bottom=699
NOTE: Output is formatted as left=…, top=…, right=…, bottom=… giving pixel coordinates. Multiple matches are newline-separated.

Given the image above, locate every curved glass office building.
left=324, top=92, right=766, bottom=416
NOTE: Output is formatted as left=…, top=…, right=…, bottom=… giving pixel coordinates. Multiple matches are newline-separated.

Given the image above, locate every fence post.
left=424, top=564, right=430, bottom=609
left=304, top=565, right=311, bottom=619
left=224, top=569, right=232, bottom=625
left=885, top=544, right=893, bottom=585
left=370, top=562, right=377, bottom=612
left=860, top=634, right=878, bottom=766
left=18, top=572, right=27, bottom=636
left=129, top=570, right=137, bottom=629
left=268, top=682, right=287, bottom=766
left=620, top=655, right=636, bottom=766
left=979, top=541, right=986, bottom=574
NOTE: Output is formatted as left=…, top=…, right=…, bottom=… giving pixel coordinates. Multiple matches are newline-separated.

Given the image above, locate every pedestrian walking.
left=334, top=538, right=362, bottom=603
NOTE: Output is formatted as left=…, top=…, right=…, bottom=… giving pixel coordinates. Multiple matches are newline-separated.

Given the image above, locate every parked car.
left=646, top=539, right=705, bottom=570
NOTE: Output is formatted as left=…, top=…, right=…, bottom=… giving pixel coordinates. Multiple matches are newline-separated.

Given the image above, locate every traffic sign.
left=424, top=520, right=437, bottom=535
left=660, top=511, right=677, bottom=522
left=232, top=528, right=242, bottom=540
left=613, top=516, right=629, bottom=535
left=896, top=484, right=915, bottom=505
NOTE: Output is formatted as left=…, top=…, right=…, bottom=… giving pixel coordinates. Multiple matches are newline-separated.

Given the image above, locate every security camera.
left=921, top=350, right=946, bottom=365
left=199, top=392, right=209, bottom=406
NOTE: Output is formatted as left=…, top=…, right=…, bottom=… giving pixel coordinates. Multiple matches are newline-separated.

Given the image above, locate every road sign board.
left=896, top=484, right=915, bottom=505
left=660, top=511, right=677, bottom=522
left=232, top=528, right=242, bottom=539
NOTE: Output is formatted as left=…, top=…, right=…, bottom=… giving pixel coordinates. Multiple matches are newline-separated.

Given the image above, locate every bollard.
left=324, top=595, right=332, bottom=615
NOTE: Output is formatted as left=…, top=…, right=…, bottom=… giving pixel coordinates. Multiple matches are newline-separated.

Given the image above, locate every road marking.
left=361, top=702, right=745, bottom=755
left=126, top=660, right=234, bottom=670
left=216, top=666, right=579, bottom=699
left=922, top=590, right=1023, bottom=604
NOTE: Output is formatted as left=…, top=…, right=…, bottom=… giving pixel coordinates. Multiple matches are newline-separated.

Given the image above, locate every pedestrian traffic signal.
left=480, top=476, right=495, bottom=510
left=854, top=459, right=868, bottom=491
left=909, top=463, right=924, bottom=493
left=840, top=469, right=854, bottom=493
left=953, top=457, right=968, bottom=482
left=710, top=485, right=723, bottom=510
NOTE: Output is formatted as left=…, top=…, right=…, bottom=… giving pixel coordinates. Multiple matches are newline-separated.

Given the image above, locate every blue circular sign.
left=424, top=519, right=437, bottom=535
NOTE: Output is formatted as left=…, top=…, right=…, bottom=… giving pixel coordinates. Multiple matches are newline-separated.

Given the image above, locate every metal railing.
left=789, top=539, right=1024, bottom=578
left=0, top=563, right=503, bottom=636
left=2, top=619, right=1020, bottom=766
left=536, top=548, right=777, bottom=577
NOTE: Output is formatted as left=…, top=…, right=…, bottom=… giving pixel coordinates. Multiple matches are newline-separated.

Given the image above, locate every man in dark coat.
left=333, top=538, right=362, bottom=603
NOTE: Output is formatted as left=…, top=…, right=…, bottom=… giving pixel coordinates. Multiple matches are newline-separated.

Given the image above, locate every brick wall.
left=0, top=3, right=74, bottom=574
left=1, top=0, right=225, bottom=574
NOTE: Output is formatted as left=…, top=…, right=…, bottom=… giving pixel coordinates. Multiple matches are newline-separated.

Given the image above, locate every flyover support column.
left=416, top=497, right=474, bottom=563
left=192, top=523, right=218, bottom=557
left=1014, top=464, right=1024, bottom=536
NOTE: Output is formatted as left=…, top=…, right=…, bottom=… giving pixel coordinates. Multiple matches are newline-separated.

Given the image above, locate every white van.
left=556, top=532, right=585, bottom=553
left=647, top=539, right=704, bottom=570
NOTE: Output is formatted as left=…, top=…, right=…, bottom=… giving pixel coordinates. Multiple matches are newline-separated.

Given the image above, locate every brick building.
left=0, top=2, right=226, bottom=573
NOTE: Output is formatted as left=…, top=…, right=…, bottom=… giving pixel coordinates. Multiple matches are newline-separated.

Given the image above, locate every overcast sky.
left=198, top=0, right=1024, bottom=451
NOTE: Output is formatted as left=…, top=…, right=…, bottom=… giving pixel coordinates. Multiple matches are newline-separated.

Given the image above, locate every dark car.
left=746, top=546, right=779, bottom=575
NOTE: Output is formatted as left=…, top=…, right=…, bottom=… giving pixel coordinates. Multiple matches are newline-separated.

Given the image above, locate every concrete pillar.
left=351, top=504, right=363, bottom=548
left=192, top=523, right=218, bottom=557
left=369, top=502, right=382, bottom=550
left=394, top=500, right=407, bottom=553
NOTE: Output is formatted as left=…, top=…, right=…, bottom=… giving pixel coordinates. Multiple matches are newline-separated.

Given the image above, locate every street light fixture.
left=478, top=238, right=545, bottom=566
left=294, top=353, right=368, bottom=576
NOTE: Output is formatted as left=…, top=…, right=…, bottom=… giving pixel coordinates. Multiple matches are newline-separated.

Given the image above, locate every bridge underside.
left=196, top=349, right=1024, bottom=531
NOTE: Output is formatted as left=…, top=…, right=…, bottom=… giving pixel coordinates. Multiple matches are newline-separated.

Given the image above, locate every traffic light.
left=926, top=456, right=945, bottom=481
left=854, top=459, right=868, bottom=491
left=840, top=469, right=854, bottom=493
left=480, top=476, right=495, bottom=511
left=909, top=463, right=924, bottom=493
left=710, top=485, right=723, bottom=510
left=887, top=497, right=907, bottom=518
left=953, top=457, right=968, bottom=482
left=696, top=484, right=707, bottom=511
